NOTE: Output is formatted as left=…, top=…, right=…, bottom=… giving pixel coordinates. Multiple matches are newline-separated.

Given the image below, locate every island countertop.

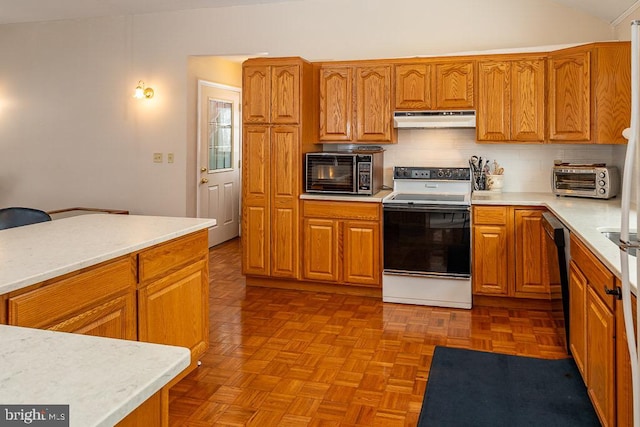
left=0, top=324, right=190, bottom=427
left=0, top=214, right=216, bottom=295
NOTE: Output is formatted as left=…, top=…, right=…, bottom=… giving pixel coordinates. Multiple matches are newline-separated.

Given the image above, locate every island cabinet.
left=472, top=206, right=556, bottom=299
left=548, top=42, right=630, bottom=144
left=242, top=57, right=318, bottom=280
left=394, top=60, right=475, bottom=111
left=476, top=57, right=545, bottom=142
left=301, top=200, right=382, bottom=288
left=7, top=255, right=137, bottom=339
left=319, top=63, right=396, bottom=143
left=137, top=229, right=209, bottom=384
left=569, top=234, right=616, bottom=427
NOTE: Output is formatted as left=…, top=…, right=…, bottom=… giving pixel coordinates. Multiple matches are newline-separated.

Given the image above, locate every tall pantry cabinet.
left=241, top=57, right=318, bottom=279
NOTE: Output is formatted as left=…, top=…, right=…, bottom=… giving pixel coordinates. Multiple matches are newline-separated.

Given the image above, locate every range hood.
left=393, top=110, right=476, bottom=129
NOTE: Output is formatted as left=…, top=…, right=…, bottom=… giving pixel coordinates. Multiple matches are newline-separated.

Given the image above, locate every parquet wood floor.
left=169, top=238, right=568, bottom=426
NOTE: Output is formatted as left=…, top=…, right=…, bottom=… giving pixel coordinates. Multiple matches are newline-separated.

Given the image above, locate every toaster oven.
left=552, top=165, right=619, bottom=199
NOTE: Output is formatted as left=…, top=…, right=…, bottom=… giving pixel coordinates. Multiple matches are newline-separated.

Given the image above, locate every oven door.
left=383, top=204, right=471, bottom=278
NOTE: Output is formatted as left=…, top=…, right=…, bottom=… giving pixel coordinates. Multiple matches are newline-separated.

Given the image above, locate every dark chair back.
left=0, top=207, right=52, bottom=230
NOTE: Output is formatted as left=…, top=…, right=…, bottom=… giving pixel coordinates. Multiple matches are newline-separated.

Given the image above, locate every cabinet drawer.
left=302, top=200, right=380, bottom=220
left=473, top=206, right=508, bottom=225
left=138, top=230, right=208, bottom=284
left=570, top=234, right=615, bottom=310
left=8, top=256, right=135, bottom=329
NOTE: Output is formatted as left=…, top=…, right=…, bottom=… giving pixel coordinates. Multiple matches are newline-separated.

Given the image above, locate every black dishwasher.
left=541, top=212, right=571, bottom=354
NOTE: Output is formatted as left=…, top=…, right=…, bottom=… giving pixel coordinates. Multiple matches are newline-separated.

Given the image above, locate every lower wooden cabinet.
left=472, top=205, right=555, bottom=299
left=7, top=256, right=137, bottom=340
left=569, top=234, right=616, bottom=427
left=301, top=200, right=381, bottom=287
left=116, top=389, right=166, bottom=427
left=616, top=287, right=636, bottom=427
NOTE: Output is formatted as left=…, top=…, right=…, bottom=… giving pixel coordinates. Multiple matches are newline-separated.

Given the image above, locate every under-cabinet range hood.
left=393, top=110, right=476, bottom=129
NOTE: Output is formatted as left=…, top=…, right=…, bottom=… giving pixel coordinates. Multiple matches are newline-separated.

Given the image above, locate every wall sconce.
left=133, top=80, right=154, bottom=99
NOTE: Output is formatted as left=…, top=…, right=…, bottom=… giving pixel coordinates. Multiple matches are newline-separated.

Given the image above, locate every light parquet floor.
left=169, top=238, right=568, bottom=426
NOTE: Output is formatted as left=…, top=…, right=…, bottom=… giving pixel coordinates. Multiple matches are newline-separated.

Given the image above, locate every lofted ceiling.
left=0, top=0, right=636, bottom=25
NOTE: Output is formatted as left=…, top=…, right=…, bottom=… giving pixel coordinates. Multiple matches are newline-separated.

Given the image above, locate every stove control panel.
left=393, top=167, right=471, bottom=181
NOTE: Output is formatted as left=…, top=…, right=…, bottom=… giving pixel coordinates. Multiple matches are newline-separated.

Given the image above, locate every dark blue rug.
left=418, top=346, right=600, bottom=427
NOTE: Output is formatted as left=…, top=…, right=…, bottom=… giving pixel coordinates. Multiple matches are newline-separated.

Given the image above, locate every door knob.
left=201, top=178, right=209, bottom=184
left=200, top=167, right=207, bottom=172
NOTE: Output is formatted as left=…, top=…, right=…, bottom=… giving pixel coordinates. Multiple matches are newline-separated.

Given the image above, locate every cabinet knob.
left=604, top=285, right=622, bottom=300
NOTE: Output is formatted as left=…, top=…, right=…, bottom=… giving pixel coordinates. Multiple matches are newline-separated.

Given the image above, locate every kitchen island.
left=0, top=214, right=216, bottom=425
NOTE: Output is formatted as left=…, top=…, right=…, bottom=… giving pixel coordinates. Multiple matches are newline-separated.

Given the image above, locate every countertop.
left=472, top=192, right=637, bottom=292
left=0, top=325, right=190, bottom=427
left=0, top=214, right=216, bottom=295
left=300, top=189, right=392, bottom=203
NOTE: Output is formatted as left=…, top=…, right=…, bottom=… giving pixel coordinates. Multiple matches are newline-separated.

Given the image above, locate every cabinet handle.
left=604, top=285, right=622, bottom=300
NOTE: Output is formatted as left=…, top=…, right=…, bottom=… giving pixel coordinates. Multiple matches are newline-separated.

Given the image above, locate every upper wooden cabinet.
left=319, top=64, right=395, bottom=143
left=243, top=62, right=300, bottom=124
left=319, top=66, right=353, bottom=141
left=548, top=43, right=630, bottom=144
left=434, top=61, right=475, bottom=109
left=477, top=58, right=545, bottom=142
left=394, top=60, right=474, bottom=111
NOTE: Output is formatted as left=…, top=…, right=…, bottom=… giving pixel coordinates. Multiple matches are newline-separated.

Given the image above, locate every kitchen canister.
left=486, top=174, right=504, bottom=192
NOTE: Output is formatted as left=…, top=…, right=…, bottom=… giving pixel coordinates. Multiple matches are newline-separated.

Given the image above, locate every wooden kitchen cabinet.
left=319, top=63, right=395, bottom=143
left=138, top=230, right=210, bottom=381
left=8, top=256, right=137, bottom=340
left=569, top=234, right=616, bottom=427
left=302, top=200, right=382, bottom=287
left=242, top=57, right=317, bottom=282
left=472, top=206, right=555, bottom=299
left=548, top=42, right=630, bottom=144
left=616, top=286, right=636, bottom=427
left=394, top=63, right=433, bottom=110
left=434, top=60, right=475, bottom=109
left=319, top=66, right=353, bottom=141
left=243, top=62, right=300, bottom=124
left=477, top=57, right=545, bottom=142
left=395, top=60, right=474, bottom=111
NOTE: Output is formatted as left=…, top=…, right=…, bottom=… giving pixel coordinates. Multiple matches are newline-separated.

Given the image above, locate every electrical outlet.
left=153, top=153, right=163, bottom=163
left=167, top=153, right=174, bottom=163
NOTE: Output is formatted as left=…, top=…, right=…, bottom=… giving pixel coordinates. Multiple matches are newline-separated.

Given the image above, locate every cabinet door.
left=343, top=220, right=380, bottom=286
left=472, top=225, right=509, bottom=295
left=394, top=64, right=432, bottom=110
left=271, top=127, right=299, bottom=278
left=513, top=209, right=550, bottom=297
left=271, top=64, right=300, bottom=124
left=242, top=126, right=271, bottom=276
left=511, top=59, right=545, bottom=141
left=138, top=259, right=209, bottom=364
left=434, top=61, right=474, bottom=109
left=569, top=262, right=588, bottom=380
left=303, top=218, right=340, bottom=282
left=243, top=65, right=271, bottom=124
left=319, top=66, right=353, bottom=141
left=548, top=51, right=590, bottom=141
left=477, top=61, right=510, bottom=141
left=355, top=65, right=393, bottom=142
left=586, top=286, right=615, bottom=427
left=616, top=289, right=636, bottom=427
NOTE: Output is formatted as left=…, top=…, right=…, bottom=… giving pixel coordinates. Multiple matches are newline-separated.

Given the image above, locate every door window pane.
left=208, top=99, right=233, bottom=171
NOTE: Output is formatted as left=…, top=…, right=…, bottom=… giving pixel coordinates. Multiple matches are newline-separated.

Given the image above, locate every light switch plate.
left=153, top=153, right=163, bottom=163
left=167, top=153, right=174, bottom=163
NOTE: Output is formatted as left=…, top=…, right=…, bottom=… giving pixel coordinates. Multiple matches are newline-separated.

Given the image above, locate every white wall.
left=0, top=0, right=617, bottom=215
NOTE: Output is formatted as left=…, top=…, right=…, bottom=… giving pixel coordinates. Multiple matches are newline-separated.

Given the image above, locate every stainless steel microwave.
left=305, top=150, right=384, bottom=195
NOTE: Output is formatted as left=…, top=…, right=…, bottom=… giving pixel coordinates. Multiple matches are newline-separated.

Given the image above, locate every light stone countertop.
left=0, top=214, right=216, bottom=295
left=472, top=192, right=637, bottom=293
left=300, top=189, right=392, bottom=203
left=0, top=325, right=190, bottom=427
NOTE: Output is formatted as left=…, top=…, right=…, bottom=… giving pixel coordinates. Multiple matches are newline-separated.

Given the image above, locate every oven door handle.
left=382, top=204, right=470, bottom=213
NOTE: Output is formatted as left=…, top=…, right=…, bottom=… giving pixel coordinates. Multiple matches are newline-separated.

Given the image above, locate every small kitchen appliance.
left=552, top=163, right=619, bottom=199
left=382, top=166, right=472, bottom=308
left=305, top=150, right=383, bottom=195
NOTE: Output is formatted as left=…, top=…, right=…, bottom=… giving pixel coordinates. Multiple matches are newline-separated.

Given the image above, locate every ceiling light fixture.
left=134, top=80, right=154, bottom=99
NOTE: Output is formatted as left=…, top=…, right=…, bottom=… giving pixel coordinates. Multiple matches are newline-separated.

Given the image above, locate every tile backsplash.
left=327, top=128, right=628, bottom=193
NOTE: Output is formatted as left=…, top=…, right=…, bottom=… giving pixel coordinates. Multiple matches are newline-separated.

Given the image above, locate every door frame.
left=196, top=80, right=242, bottom=228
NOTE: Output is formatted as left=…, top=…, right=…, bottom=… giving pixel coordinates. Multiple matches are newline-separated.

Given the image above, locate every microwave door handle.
left=353, top=160, right=358, bottom=194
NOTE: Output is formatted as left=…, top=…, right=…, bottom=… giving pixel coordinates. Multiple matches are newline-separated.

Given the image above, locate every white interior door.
left=197, top=81, right=241, bottom=247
